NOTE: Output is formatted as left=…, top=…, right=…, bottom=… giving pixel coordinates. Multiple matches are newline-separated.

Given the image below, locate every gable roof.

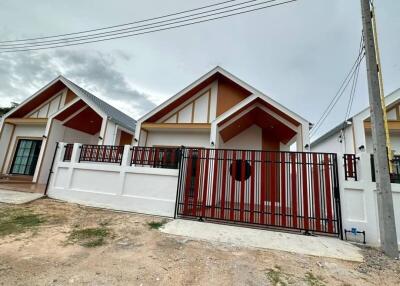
left=4, top=75, right=136, bottom=132
left=311, top=87, right=400, bottom=147
left=138, top=66, right=309, bottom=124
left=61, top=77, right=136, bottom=131
left=310, top=120, right=351, bottom=147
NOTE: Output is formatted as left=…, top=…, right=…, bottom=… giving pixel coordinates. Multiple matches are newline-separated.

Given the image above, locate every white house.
left=135, top=66, right=311, bottom=152
left=0, top=76, right=136, bottom=189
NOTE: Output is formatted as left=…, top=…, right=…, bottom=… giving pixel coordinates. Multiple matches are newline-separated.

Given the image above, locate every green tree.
left=0, top=102, right=18, bottom=117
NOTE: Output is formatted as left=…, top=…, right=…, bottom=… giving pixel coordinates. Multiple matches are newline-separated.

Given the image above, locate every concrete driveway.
left=161, top=219, right=363, bottom=262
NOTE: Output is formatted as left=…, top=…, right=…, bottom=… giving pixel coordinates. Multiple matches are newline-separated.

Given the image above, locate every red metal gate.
left=175, top=148, right=342, bottom=237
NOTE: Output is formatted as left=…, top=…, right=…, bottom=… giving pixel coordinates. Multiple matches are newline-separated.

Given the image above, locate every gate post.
left=333, top=153, right=344, bottom=239
left=174, top=146, right=185, bottom=219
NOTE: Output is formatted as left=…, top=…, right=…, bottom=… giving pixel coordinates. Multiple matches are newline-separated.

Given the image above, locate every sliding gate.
left=175, top=148, right=342, bottom=237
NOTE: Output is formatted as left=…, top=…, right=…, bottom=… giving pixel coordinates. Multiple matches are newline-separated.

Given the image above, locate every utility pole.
left=360, top=0, right=398, bottom=258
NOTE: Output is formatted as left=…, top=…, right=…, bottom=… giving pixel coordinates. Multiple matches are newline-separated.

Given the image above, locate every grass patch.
left=0, top=208, right=44, bottom=236
left=304, top=272, right=325, bottom=286
left=68, top=227, right=109, bottom=248
left=147, top=219, right=167, bottom=230
left=266, top=268, right=287, bottom=286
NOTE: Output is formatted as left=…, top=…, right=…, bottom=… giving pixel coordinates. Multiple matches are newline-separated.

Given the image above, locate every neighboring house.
left=311, top=88, right=400, bottom=246
left=311, top=88, right=400, bottom=155
left=135, top=66, right=311, bottom=152
left=0, top=76, right=136, bottom=186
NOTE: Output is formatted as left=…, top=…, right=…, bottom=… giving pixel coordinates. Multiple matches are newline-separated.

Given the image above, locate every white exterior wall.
left=48, top=143, right=178, bottom=217
left=103, top=120, right=116, bottom=145
left=219, top=125, right=262, bottom=150
left=36, top=120, right=65, bottom=183
left=0, top=123, right=14, bottom=172
left=311, top=125, right=355, bottom=155
left=63, top=127, right=98, bottom=145
left=145, top=130, right=211, bottom=148
left=338, top=152, right=400, bottom=246
left=2, top=124, right=46, bottom=174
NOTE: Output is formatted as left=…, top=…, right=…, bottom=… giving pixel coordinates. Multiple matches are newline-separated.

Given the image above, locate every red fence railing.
left=176, top=148, right=342, bottom=237
left=63, top=144, right=74, bottom=161
left=131, top=147, right=181, bottom=169
left=79, top=145, right=124, bottom=164
left=343, top=154, right=358, bottom=181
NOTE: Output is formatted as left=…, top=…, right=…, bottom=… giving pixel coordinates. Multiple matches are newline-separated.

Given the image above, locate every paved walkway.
left=161, top=219, right=363, bottom=262
left=0, top=189, right=43, bottom=204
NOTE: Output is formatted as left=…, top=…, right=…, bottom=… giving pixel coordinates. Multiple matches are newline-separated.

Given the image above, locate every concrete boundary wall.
left=47, top=143, right=179, bottom=217
left=340, top=152, right=400, bottom=246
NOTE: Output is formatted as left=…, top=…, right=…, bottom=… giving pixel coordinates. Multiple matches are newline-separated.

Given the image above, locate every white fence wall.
left=47, top=143, right=179, bottom=217
left=340, top=152, right=400, bottom=246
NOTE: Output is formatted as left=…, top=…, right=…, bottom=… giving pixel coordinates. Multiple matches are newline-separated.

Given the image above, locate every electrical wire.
left=310, top=47, right=365, bottom=136
left=0, top=0, right=297, bottom=53
left=342, top=36, right=365, bottom=130
left=0, top=0, right=264, bottom=48
left=0, top=0, right=239, bottom=43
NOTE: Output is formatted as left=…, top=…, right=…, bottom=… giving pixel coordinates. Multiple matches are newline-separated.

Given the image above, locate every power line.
left=0, top=0, right=239, bottom=44
left=310, top=47, right=365, bottom=137
left=0, top=0, right=296, bottom=52
left=310, top=49, right=364, bottom=136
left=0, top=0, right=297, bottom=53
left=0, top=0, right=279, bottom=49
left=343, top=37, right=364, bottom=126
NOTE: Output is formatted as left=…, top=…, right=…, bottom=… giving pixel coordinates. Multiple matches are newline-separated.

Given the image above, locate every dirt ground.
left=0, top=199, right=399, bottom=286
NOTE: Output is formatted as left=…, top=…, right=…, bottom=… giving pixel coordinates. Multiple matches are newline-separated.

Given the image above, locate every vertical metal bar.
left=192, top=149, right=201, bottom=216
left=270, top=152, right=276, bottom=226
left=302, top=153, right=309, bottom=231
left=183, top=149, right=193, bottom=215
left=354, top=155, right=358, bottom=181
left=211, top=150, right=219, bottom=218
left=140, top=146, right=146, bottom=165
left=333, top=153, right=343, bottom=239
left=291, top=153, right=297, bottom=228
left=170, top=149, right=176, bottom=168
left=220, top=150, right=228, bottom=219
left=348, top=155, right=354, bottom=179
left=154, top=148, right=159, bottom=168
left=174, top=147, right=185, bottom=218
left=161, top=149, right=166, bottom=167
left=78, top=145, right=84, bottom=163
left=131, top=147, right=137, bottom=166
left=240, top=151, right=246, bottom=222
left=250, top=151, right=255, bottom=223
left=280, top=152, right=286, bottom=227
left=260, top=152, right=266, bottom=224
left=201, top=149, right=210, bottom=218
left=230, top=151, right=237, bottom=221
left=88, top=145, right=94, bottom=161
left=324, top=154, right=334, bottom=234
left=147, top=147, right=153, bottom=166
left=312, top=153, right=321, bottom=232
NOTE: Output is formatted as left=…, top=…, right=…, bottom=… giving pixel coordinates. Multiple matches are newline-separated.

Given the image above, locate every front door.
left=10, top=139, right=42, bottom=176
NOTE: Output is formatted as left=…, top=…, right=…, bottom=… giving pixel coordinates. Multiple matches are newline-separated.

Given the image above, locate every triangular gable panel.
left=145, top=71, right=252, bottom=123
left=26, top=89, right=73, bottom=119
left=8, top=80, right=67, bottom=118
left=8, top=79, right=78, bottom=120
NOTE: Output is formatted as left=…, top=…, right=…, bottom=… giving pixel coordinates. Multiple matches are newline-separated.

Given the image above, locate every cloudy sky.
left=0, top=0, right=399, bottom=139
